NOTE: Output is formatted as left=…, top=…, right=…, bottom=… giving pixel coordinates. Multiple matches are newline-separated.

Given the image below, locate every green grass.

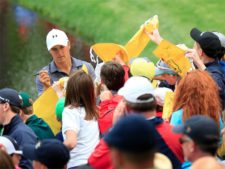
left=15, top=0, right=225, bottom=61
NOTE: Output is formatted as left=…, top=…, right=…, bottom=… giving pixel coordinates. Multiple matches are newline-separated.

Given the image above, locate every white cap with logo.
left=46, top=29, right=69, bottom=51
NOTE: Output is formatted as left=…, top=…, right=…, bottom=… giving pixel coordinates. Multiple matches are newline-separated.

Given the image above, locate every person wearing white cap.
left=114, top=76, right=184, bottom=169
left=35, top=29, right=96, bottom=96
left=0, top=136, right=22, bottom=169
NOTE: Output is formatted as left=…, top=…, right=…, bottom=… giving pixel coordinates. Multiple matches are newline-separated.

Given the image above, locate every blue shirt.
left=170, top=109, right=183, bottom=126
left=170, top=109, right=224, bottom=130
left=35, top=57, right=96, bottom=95
left=2, top=115, right=37, bottom=169
left=205, top=61, right=225, bottom=109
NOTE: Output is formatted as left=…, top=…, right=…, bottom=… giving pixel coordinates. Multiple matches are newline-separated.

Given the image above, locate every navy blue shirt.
left=205, top=61, right=225, bottom=109
left=35, top=57, right=96, bottom=95
left=3, top=115, right=37, bottom=169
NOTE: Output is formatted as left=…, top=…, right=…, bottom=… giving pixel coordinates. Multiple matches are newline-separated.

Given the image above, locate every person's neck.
left=202, top=55, right=215, bottom=64
left=142, top=110, right=157, bottom=119
left=24, top=114, right=34, bottom=123
left=55, top=56, right=72, bottom=74
left=124, top=159, right=154, bottom=169
left=3, top=112, right=16, bottom=125
left=190, top=151, right=213, bottom=163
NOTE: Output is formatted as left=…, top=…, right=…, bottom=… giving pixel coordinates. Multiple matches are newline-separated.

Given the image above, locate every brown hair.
left=100, top=61, right=125, bottom=91
left=0, top=150, right=15, bottom=169
left=10, top=105, right=20, bottom=114
left=126, top=94, right=157, bottom=112
left=21, top=107, right=33, bottom=115
left=65, top=70, right=98, bottom=120
left=173, top=70, right=221, bottom=124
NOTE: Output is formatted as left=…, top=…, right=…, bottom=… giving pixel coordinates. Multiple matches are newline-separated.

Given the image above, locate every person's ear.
left=189, top=141, right=195, bottom=153
left=199, top=48, right=205, bottom=57
left=2, top=102, right=10, bottom=112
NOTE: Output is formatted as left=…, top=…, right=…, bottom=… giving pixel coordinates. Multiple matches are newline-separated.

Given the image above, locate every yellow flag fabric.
left=153, top=40, right=192, bottom=77
left=151, top=80, right=158, bottom=88
left=162, top=91, right=174, bottom=120
left=217, top=141, right=225, bottom=157
left=82, top=64, right=89, bottom=74
left=33, top=87, right=60, bottom=134
left=91, top=43, right=129, bottom=62
left=125, top=15, right=159, bottom=58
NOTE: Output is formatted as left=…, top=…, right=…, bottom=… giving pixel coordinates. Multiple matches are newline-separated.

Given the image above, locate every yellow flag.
left=151, top=80, right=158, bottom=88
left=153, top=40, right=192, bottom=77
left=162, top=91, right=174, bottom=120
left=125, top=15, right=159, bottom=58
left=91, top=43, right=129, bottom=62
left=33, top=87, right=61, bottom=134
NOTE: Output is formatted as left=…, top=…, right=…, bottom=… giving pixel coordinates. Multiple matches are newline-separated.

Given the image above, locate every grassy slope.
left=15, top=0, right=225, bottom=60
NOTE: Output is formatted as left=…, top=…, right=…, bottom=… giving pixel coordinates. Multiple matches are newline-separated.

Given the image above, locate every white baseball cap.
left=46, top=29, right=69, bottom=51
left=118, top=76, right=154, bottom=103
left=0, top=136, right=22, bottom=155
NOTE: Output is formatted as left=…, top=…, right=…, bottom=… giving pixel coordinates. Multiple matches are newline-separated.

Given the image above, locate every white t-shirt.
left=62, top=107, right=99, bottom=168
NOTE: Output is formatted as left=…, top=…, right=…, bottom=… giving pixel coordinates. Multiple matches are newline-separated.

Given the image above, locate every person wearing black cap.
left=104, top=114, right=172, bottom=169
left=189, top=28, right=225, bottom=109
left=23, top=139, right=70, bottom=169
left=0, top=88, right=37, bottom=169
left=173, top=115, right=221, bottom=168
left=145, top=28, right=225, bottom=109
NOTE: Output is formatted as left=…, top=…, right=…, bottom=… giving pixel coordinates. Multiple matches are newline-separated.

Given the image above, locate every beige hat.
left=154, top=153, right=173, bottom=169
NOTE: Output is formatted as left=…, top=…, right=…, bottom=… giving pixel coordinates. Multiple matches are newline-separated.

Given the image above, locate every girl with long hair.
left=62, top=70, right=99, bottom=168
left=171, top=70, right=221, bottom=127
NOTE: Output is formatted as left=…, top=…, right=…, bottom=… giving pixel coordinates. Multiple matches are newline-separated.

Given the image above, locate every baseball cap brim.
left=14, top=150, right=22, bottom=155
left=155, top=67, right=177, bottom=76
left=47, top=41, right=68, bottom=51
left=172, top=125, right=185, bottom=134
left=23, top=144, right=37, bottom=161
left=190, top=28, right=202, bottom=42
left=118, top=86, right=154, bottom=103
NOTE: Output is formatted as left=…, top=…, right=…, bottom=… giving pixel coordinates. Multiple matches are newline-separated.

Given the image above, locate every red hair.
left=173, top=70, right=221, bottom=125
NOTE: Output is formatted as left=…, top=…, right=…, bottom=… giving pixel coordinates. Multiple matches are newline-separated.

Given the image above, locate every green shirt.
left=26, top=115, right=54, bottom=140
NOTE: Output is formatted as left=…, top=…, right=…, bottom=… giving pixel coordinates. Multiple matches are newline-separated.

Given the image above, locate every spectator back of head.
left=118, top=76, right=156, bottom=111
left=100, top=61, right=125, bottom=91
left=104, top=114, right=156, bottom=153
left=173, top=115, right=220, bottom=155
left=23, top=139, right=70, bottom=169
